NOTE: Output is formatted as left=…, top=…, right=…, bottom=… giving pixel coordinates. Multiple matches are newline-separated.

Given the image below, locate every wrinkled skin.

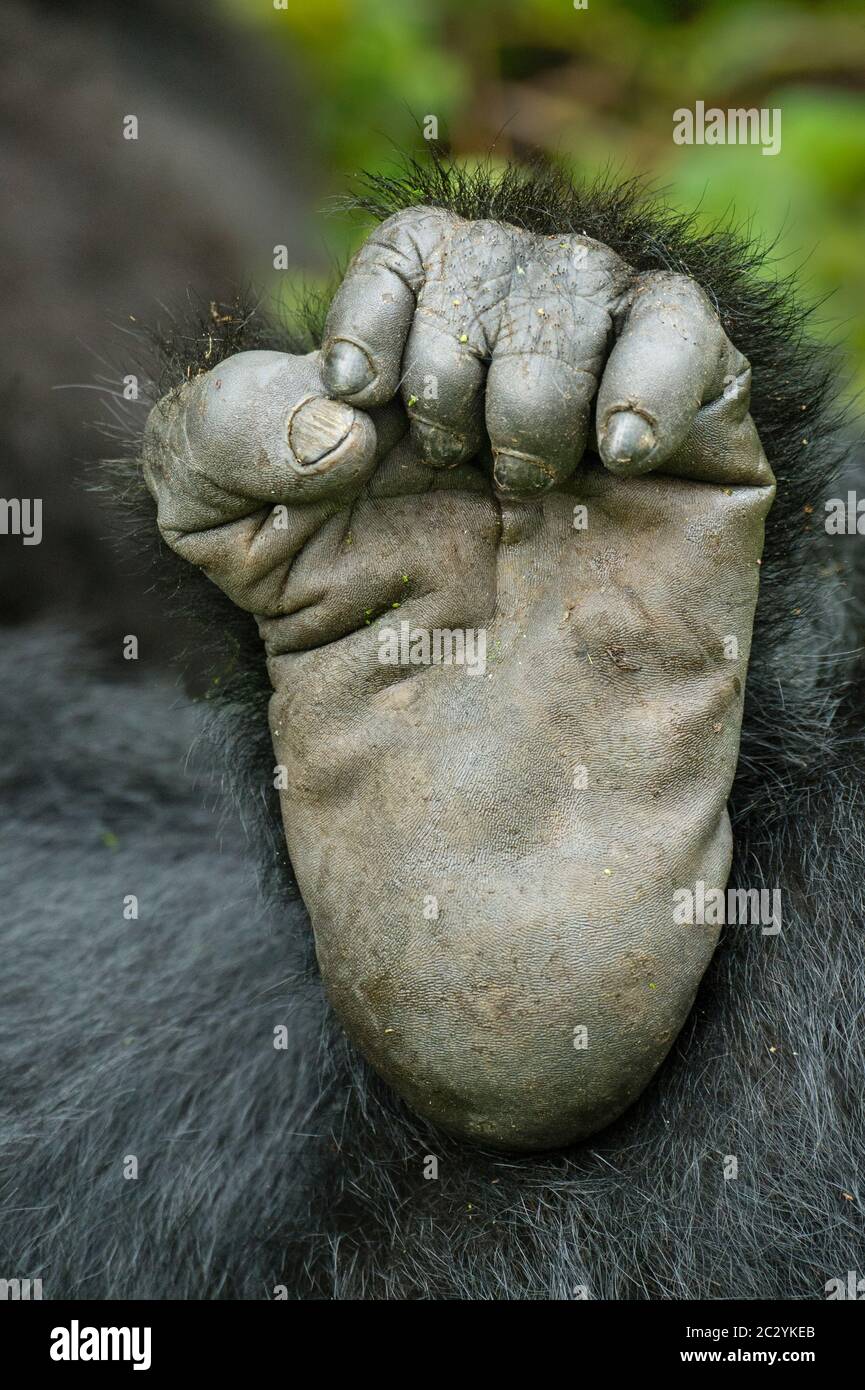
left=144, top=208, right=774, bottom=1150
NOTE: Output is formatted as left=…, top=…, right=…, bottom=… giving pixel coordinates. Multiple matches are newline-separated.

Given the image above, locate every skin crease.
left=143, top=211, right=775, bottom=1150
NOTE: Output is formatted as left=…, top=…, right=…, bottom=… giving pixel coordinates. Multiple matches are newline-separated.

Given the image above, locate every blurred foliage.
left=222, top=0, right=865, bottom=398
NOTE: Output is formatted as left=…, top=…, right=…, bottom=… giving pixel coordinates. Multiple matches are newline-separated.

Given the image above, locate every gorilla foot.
left=143, top=212, right=775, bottom=1150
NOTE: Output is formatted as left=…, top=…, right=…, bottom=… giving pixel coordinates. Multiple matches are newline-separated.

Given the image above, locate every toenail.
left=322, top=340, right=375, bottom=396
left=493, top=452, right=556, bottom=497
left=602, top=410, right=656, bottom=470
left=289, top=397, right=356, bottom=466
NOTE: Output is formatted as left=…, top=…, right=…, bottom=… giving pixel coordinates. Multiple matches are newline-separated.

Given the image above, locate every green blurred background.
left=223, top=0, right=865, bottom=397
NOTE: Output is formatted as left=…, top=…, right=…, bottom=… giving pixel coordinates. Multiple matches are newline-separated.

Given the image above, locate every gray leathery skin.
left=143, top=214, right=775, bottom=1150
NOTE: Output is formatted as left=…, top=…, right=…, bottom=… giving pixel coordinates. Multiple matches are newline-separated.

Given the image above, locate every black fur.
left=3, top=158, right=864, bottom=1299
